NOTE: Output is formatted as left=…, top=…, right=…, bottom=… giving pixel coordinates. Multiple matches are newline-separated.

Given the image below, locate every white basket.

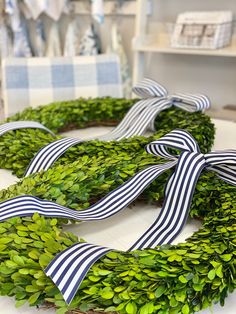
left=171, top=11, right=234, bottom=50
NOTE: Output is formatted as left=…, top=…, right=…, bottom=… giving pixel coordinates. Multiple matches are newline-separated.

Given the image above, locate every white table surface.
left=0, top=118, right=235, bottom=313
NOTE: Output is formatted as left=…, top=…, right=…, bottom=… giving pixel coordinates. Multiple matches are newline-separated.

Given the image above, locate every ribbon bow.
left=100, top=78, right=210, bottom=140
left=132, top=78, right=210, bottom=132
left=21, top=78, right=210, bottom=176
left=0, top=129, right=235, bottom=304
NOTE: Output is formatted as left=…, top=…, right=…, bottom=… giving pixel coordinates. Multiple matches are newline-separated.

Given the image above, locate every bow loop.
left=132, top=78, right=211, bottom=113
left=171, top=93, right=211, bottom=112
left=205, top=150, right=236, bottom=166
left=205, top=150, right=236, bottom=186
left=133, top=78, right=168, bottom=98
left=145, top=129, right=200, bottom=160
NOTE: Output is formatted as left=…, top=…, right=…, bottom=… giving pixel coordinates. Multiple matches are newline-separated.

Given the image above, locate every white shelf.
left=132, top=0, right=236, bottom=84
left=133, top=33, right=236, bottom=57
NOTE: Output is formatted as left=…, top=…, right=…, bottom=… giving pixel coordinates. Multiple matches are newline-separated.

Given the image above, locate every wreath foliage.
left=0, top=97, right=235, bottom=314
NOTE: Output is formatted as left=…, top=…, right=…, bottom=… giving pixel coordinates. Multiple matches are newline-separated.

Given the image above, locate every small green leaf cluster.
left=1, top=97, right=233, bottom=314
left=0, top=213, right=78, bottom=309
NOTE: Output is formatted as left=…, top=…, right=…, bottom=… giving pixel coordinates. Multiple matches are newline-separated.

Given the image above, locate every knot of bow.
left=146, top=128, right=236, bottom=185
left=129, top=129, right=236, bottom=250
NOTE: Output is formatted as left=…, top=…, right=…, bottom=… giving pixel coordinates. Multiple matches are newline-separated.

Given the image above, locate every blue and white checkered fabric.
left=1, top=54, right=123, bottom=117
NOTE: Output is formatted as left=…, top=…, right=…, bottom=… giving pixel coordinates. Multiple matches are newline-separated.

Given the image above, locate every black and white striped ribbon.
left=45, top=243, right=112, bottom=304
left=131, top=78, right=210, bottom=132
left=24, top=78, right=210, bottom=176
left=0, top=121, right=55, bottom=137
left=97, top=78, right=168, bottom=141
left=1, top=129, right=235, bottom=304
left=25, top=138, right=83, bottom=176
left=0, top=162, right=176, bottom=222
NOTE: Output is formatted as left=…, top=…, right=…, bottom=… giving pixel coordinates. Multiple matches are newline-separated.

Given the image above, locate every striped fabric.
left=45, top=243, right=111, bottom=304
left=0, top=121, right=55, bottom=136
left=0, top=162, right=175, bottom=222
left=25, top=138, right=82, bottom=176
left=0, top=129, right=236, bottom=303
left=23, top=78, right=211, bottom=176
left=132, top=78, right=210, bottom=131
left=205, top=150, right=236, bottom=185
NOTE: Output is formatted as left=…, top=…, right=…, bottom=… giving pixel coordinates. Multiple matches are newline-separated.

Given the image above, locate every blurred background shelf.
left=132, top=0, right=236, bottom=106
left=133, top=33, right=236, bottom=57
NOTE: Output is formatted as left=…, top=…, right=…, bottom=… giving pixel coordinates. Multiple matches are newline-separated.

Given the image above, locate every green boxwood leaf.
left=25, top=285, right=39, bottom=293
left=0, top=237, right=13, bottom=244
left=182, top=304, right=190, bottom=314
left=97, top=269, right=112, bottom=276
left=56, top=307, right=68, bottom=314
left=15, top=299, right=27, bottom=308
left=126, top=301, right=137, bottom=314
left=28, top=292, right=41, bottom=305
left=221, top=254, right=232, bottom=262
left=216, top=265, right=223, bottom=278
left=39, top=253, right=53, bottom=267
left=101, top=287, right=114, bottom=300
left=155, top=285, right=166, bottom=298
left=140, top=302, right=154, bottom=314
left=13, top=255, right=25, bottom=266
left=208, top=269, right=216, bottom=280
left=18, top=268, right=29, bottom=275
left=5, top=260, right=18, bottom=268
left=178, top=275, right=188, bottom=283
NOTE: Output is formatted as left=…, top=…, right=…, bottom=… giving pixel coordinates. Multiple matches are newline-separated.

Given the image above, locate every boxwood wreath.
left=0, top=97, right=235, bottom=314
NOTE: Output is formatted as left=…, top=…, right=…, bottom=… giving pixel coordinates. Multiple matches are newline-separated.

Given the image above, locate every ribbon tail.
left=24, top=137, right=83, bottom=176
left=45, top=242, right=111, bottom=304
left=74, top=161, right=177, bottom=220
left=0, top=161, right=176, bottom=223
left=97, top=98, right=158, bottom=141
left=117, top=99, right=170, bottom=140
left=25, top=98, right=156, bottom=175
left=129, top=151, right=206, bottom=251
